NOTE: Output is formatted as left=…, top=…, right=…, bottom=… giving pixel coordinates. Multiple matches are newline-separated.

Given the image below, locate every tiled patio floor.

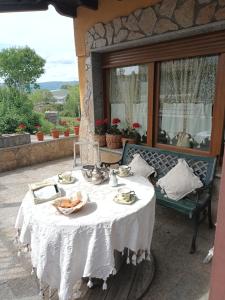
left=0, top=157, right=215, bottom=300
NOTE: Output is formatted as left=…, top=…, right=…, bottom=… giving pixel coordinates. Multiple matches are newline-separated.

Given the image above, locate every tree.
left=0, top=46, right=45, bottom=92
left=62, top=85, right=80, bottom=117
left=29, top=89, right=54, bottom=105
left=0, top=87, right=40, bottom=133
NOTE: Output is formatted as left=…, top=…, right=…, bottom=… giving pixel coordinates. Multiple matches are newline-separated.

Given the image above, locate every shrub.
left=35, top=112, right=54, bottom=134
left=0, top=87, right=43, bottom=134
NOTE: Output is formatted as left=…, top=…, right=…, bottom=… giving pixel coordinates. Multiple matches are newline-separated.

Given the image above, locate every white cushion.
left=128, top=154, right=156, bottom=178
left=156, top=159, right=203, bottom=201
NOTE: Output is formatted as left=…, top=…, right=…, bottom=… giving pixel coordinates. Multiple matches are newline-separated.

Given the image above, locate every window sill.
left=99, top=147, right=123, bottom=155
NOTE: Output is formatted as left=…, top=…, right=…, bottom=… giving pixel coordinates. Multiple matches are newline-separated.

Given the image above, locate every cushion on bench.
left=120, top=143, right=216, bottom=217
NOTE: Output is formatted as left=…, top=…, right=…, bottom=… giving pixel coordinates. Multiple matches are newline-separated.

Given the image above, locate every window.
left=157, top=56, right=218, bottom=151
left=103, top=31, right=225, bottom=157
left=109, top=65, right=148, bottom=137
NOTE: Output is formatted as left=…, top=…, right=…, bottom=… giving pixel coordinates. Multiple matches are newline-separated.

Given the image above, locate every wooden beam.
left=0, top=0, right=98, bottom=17
left=147, top=63, right=155, bottom=146
left=79, top=0, right=98, bottom=10
left=211, top=53, right=225, bottom=156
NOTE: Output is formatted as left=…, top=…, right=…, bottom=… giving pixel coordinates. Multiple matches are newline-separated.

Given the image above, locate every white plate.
left=53, top=191, right=88, bottom=215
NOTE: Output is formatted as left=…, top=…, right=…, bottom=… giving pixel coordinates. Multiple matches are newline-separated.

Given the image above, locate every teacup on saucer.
left=117, top=187, right=135, bottom=202
left=58, top=171, right=72, bottom=182
left=118, top=165, right=131, bottom=177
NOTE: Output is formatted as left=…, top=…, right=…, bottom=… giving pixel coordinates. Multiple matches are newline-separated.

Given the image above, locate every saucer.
left=58, top=176, right=76, bottom=184
left=116, top=171, right=133, bottom=178
left=113, top=193, right=136, bottom=205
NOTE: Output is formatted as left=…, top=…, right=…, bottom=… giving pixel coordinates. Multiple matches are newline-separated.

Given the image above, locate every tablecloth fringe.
left=124, top=249, right=151, bottom=266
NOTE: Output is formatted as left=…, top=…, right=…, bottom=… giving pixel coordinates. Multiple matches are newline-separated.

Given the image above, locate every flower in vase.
left=107, top=118, right=121, bottom=135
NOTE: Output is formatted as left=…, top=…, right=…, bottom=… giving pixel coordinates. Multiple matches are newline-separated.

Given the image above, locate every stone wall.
left=86, top=0, right=225, bottom=50
left=0, top=133, right=31, bottom=148
left=0, top=136, right=78, bottom=173
left=79, top=0, right=225, bottom=150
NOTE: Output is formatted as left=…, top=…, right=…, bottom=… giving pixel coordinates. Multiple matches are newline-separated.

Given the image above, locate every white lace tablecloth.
left=15, top=170, right=155, bottom=300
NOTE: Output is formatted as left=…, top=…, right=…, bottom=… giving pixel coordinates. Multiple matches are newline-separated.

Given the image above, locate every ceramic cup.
left=118, top=165, right=131, bottom=176
left=117, top=187, right=135, bottom=202
left=58, top=171, right=72, bottom=182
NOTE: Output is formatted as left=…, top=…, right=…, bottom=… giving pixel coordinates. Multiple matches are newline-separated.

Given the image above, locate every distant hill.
left=0, top=81, right=79, bottom=90
left=38, top=81, right=78, bottom=91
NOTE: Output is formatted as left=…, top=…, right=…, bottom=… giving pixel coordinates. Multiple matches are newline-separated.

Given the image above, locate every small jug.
left=109, top=169, right=118, bottom=187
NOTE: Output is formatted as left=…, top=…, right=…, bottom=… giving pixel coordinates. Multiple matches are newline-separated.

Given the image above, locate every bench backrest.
left=121, top=144, right=217, bottom=186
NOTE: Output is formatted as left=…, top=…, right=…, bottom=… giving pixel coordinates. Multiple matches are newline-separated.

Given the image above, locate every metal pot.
left=81, top=165, right=109, bottom=185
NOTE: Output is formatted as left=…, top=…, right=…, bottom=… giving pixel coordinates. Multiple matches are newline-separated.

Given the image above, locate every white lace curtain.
left=159, top=55, right=218, bottom=145
left=109, top=65, right=148, bottom=136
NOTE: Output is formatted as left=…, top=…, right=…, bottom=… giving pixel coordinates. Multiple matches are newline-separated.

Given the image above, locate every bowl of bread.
left=53, top=191, right=87, bottom=215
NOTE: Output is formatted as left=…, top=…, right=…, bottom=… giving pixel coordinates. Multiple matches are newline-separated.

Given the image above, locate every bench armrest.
left=186, top=182, right=212, bottom=205
left=100, top=159, right=122, bottom=168
left=195, top=182, right=212, bottom=194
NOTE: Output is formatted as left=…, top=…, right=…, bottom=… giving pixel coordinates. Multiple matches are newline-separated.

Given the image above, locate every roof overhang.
left=0, top=0, right=98, bottom=18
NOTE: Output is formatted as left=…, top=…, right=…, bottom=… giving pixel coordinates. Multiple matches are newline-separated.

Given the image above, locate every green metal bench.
left=102, top=143, right=217, bottom=253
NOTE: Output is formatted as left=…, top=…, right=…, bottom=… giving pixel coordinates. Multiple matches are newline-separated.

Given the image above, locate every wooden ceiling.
left=0, top=0, right=98, bottom=18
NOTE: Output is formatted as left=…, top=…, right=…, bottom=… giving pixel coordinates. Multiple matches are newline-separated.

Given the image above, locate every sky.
left=0, top=5, right=78, bottom=82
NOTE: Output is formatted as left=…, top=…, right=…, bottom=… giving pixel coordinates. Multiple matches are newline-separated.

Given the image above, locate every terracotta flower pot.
left=94, top=134, right=106, bottom=147
left=36, top=131, right=44, bottom=141
left=74, top=126, right=80, bottom=135
left=51, top=129, right=60, bottom=139
left=121, top=137, right=137, bottom=147
left=106, top=134, right=122, bottom=149
left=64, top=130, right=70, bottom=137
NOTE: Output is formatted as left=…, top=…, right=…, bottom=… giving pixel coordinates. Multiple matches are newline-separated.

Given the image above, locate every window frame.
left=102, top=31, right=225, bottom=157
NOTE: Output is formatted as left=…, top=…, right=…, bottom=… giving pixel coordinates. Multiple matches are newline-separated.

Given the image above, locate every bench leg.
left=208, top=200, right=214, bottom=229
left=190, top=212, right=200, bottom=254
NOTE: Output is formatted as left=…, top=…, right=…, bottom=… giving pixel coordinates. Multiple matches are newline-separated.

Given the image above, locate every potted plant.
left=60, top=120, right=70, bottom=137
left=106, top=118, right=122, bottom=149
left=15, top=123, right=27, bottom=135
left=94, top=119, right=107, bottom=147
left=34, top=124, right=44, bottom=141
left=51, top=125, right=63, bottom=139
left=121, top=122, right=141, bottom=147
left=64, top=127, right=70, bottom=137
left=74, top=117, right=80, bottom=135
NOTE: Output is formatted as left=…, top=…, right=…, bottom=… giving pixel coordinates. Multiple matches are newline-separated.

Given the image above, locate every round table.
left=15, top=170, right=155, bottom=300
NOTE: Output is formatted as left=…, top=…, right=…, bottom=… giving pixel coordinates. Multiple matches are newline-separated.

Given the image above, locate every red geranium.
left=34, top=124, right=41, bottom=129
left=112, top=118, right=120, bottom=125
left=75, top=117, right=81, bottom=122
left=95, top=119, right=107, bottom=135
left=16, top=123, right=26, bottom=133
left=103, top=118, right=108, bottom=125
left=96, top=119, right=104, bottom=126
left=18, top=123, right=26, bottom=129
left=59, top=120, right=67, bottom=126
left=132, top=122, right=141, bottom=129
left=106, top=118, right=121, bottom=135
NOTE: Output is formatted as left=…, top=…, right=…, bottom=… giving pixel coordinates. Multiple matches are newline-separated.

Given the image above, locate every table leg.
left=73, top=142, right=76, bottom=167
